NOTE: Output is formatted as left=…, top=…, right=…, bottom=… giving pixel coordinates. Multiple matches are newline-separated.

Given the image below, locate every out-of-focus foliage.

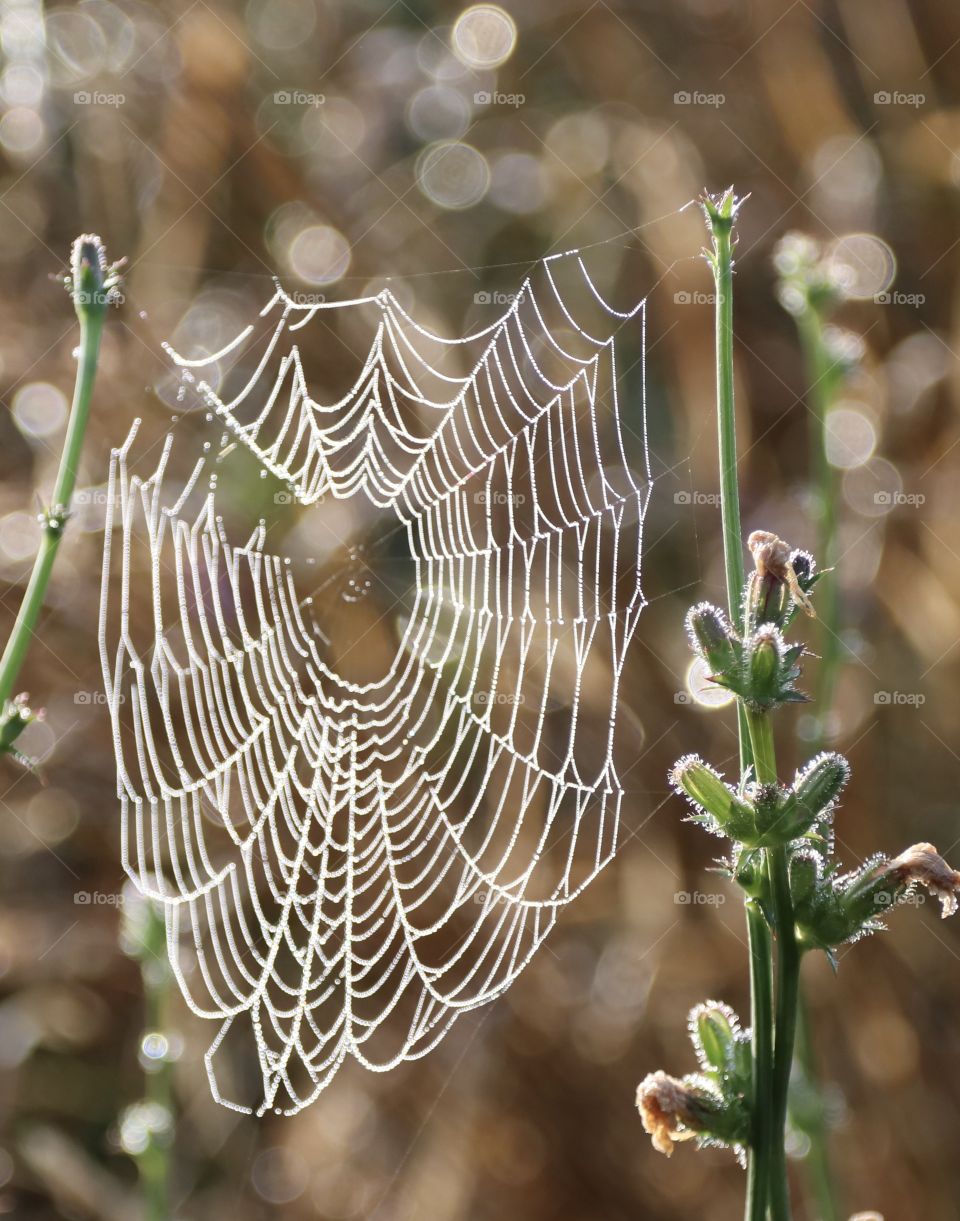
left=1, top=1, right=959, bottom=1217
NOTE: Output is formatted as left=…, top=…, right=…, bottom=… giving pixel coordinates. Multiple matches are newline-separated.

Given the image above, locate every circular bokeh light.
left=490, top=151, right=549, bottom=214
left=416, top=141, right=490, bottom=209
left=0, top=107, right=44, bottom=156
left=287, top=224, right=351, bottom=284
left=407, top=85, right=471, bottom=142
left=685, top=655, right=736, bottom=708
left=451, top=5, right=517, bottom=69
left=842, top=457, right=903, bottom=517
left=825, top=404, right=876, bottom=470
left=12, top=382, right=68, bottom=439
left=827, top=233, right=896, bottom=300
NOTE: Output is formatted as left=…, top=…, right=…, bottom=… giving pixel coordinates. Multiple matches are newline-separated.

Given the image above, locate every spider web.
left=99, top=250, right=652, bottom=1115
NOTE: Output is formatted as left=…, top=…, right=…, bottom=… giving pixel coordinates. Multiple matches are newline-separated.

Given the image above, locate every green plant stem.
left=711, top=210, right=745, bottom=625
left=794, top=306, right=843, bottom=1220
left=767, top=845, right=800, bottom=1221
left=796, top=308, right=840, bottom=747
left=795, top=994, right=839, bottom=1221
left=746, top=708, right=799, bottom=1221
left=138, top=900, right=173, bottom=1221
left=745, top=905, right=774, bottom=1220
left=0, top=305, right=105, bottom=710
left=705, top=193, right=772, bottom=1221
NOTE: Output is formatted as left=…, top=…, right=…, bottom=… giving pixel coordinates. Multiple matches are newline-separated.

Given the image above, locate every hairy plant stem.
left=705, top=192, right=772, bottom=1221
left=0, top=304, right=105, bottom=711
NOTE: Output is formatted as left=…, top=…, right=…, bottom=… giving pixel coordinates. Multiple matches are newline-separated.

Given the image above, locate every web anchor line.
left=100, top=250, right=653, bottom=1115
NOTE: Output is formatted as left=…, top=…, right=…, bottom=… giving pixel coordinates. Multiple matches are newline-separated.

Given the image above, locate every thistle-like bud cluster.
left=685, top=609, right=810, bottom=721
left=636, top=1002, right=751, bottom=1160
left=672, top=751, right=849, bottom=850
left=639, top=531, right=960, bottom=1162
left=792, top=842, right=960, bottom=958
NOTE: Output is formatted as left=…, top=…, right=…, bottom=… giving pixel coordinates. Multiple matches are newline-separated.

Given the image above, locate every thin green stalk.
left=713, top=209, right=746, bottom=630
left=767, top=845, right=800, bottom=1221
left=796, top=309, right=841, bottom=745
left=139, top=902, right=173, bottom=1221
left=703, top=190, right=772, bottom=1221
left=747, top=707, right=799, bottom=1221
left=745, top=906, right=774, bottom=1220
left=794, top=994, right=839, bottom=1221
left=0, top=308, right=103, bottom=709
left=794, top=298, right=843, bottom=1221
left=0, top=237, right=118, bottom=730
left=121, top=890, right=175, bottom=1221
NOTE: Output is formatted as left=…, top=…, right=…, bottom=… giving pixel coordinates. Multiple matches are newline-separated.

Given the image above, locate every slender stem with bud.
left=702, top=189, right=772, bottom=1221
left=0, top=237, right=120, bottom=756
left=640, top=198, right=960, bottom=1221
left=774, top=232, right=866, bottom=1220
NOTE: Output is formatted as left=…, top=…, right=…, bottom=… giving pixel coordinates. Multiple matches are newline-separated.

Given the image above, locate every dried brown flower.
left=747, top=529, right=816, bottom=617
left=635, top=1071, right=702, bottom=1156
left=888, top=843, right=960, bottom=918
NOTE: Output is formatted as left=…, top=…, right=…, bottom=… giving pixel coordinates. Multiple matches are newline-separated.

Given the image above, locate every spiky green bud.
left=689, top=1001, right=744, bottom=1080
left=670, top=756, right=757, bottom=843
left=67, top=235, right=123, bottom=322
left=686, top=602, right=740, bottom=676
left=793, top=752, right=850, bottom=823
left=742, top=624, right=806, bottom=712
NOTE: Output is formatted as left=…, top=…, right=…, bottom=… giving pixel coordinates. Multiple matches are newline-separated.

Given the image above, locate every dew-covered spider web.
left=99, top=249, right=652, bottom=1115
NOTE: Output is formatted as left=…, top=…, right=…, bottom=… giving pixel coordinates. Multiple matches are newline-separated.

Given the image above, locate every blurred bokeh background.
left=2, top=0, right=960, bottom=1217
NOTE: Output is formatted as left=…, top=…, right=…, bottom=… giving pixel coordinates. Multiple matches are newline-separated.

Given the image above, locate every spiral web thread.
left=99, top=251, right=651, bottom=1115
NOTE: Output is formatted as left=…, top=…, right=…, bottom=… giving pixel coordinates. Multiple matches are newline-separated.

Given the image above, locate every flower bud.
left=670, top=756, right=757, bottom=843
left=689, top=1001, right=744, bottom=1078
left=686, top=602, right=740, bottom=676
left=789, top=850, right=822, bottom=908
left=796, top=843, right=960, bottom=952
left=793, top=752, right=850, bottom=824
left=747, top=767, right=843, bottom=848
left=742, top=625, right=806, bottom=711
left=732, top=848, right=767, bottom=899
left=789, top=549, right=816, bottom=586
left=749, top=625, right=778, bottom=688
left=68, top=234, right=123, bottom=322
